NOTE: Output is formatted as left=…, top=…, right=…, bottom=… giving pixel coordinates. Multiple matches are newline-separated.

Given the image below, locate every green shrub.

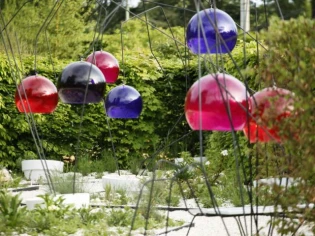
left=0, top=190, right=26, bottom=231
left=51, top=173, right=86, bottom=194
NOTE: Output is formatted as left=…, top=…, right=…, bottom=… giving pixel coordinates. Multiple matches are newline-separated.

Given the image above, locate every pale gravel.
left=156, top=211, right=312, bottom=236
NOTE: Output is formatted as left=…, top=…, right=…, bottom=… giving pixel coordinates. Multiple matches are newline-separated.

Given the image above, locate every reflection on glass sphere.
left=86, top=51, right=120, bottom=84
left=105, top=85, right=142, bottom=119
left=186, top=8, right=237, bottom=54
left=57, top=61, right=106, bottom=104
left=185, top=73, right=250, bottom=131
left=15, top=75, right=58, bottom=113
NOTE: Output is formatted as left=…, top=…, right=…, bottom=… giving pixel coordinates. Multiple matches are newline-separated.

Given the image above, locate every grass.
left=103, top=184, right=132, bottom=205
left=49, top=172, right=87, bottom=194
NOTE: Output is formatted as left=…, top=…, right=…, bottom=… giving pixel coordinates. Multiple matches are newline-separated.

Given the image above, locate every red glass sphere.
left=185, top=73, right=250, bottom=131
left=86, top=51, right=119, bottom=84
left=15, top=75, right=58, bottom=113
left=243, top=87, right=294, bottom=143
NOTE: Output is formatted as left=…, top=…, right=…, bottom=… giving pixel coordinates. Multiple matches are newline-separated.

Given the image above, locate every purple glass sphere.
left=186, top=8, right=237, bottom=54
left=57, top=61, right=106, bottom=104
left=105, top=85, right=142, bottom=119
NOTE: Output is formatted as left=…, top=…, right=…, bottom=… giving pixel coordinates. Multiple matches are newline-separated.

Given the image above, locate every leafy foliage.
left=251, top=16, right=315, bottom=234
left=1, top=0, right=95, bottom=59
left=0, top=190, right=26, bottom=230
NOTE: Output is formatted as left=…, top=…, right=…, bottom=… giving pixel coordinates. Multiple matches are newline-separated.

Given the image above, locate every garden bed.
left=2, top=171, right=314, bottom=236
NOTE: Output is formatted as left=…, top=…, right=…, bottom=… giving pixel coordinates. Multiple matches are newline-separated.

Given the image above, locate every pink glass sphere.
left=15, top=75, right=58, bottom=113
left=185, top=73, right=250, bottom=131
left=243, top=87, right=294, bottom=143
left=86, top=51, right=119, bottom=84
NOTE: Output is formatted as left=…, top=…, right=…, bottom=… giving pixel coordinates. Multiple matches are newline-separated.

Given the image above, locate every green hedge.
left=0, top=52, right=199, bottom=170
left=0, top=20, right=260, bottom=172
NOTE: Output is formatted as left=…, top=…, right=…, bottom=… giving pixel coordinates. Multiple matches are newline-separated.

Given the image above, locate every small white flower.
left=221, top=150, right=228, bottom=156
left=48, top=205, right=59, bottom=211
left=205, top=161, right=210, bottom=166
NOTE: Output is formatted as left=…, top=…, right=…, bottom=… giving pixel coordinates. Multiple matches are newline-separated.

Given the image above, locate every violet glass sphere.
left=15, top=75, right=58, bottom=113
left=105, top=85, right=142, bottom=119
left=57, top=61, right=106, bottom=104
left=86, top=51, right=120, bottom=84
left=185, top=73, right=250, bottom=131
left=186, top=8, right=237, bottom=54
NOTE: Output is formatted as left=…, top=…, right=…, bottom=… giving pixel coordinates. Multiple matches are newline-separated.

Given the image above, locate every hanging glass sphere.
left=185, top=73, right=250, bottom=131
left=15, top=75, right=58, bottom=113
left=86, top=51, right=120, bottom=84
left=186, top=8, right=237, bottom=54
left=57, top=61, right=106, bottom=104
left=243, top=87, right=294, bottom=143
left=105, top=85, right=142, bottom=119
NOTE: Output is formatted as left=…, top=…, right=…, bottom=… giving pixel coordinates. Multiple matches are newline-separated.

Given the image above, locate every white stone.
left=24, top=193, right=90, bottom=210
left=0, top=168, right=13, bottom=182
left=102, top=173, right=147, bottom=192
left=174, top=157, right=207, bottom=170
left=252, top=177, right=297, bottom=188
left=21, top=160, right=64, bottom=182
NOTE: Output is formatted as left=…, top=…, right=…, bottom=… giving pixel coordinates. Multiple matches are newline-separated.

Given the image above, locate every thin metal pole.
left=241, top=0, right=250, bottom=32
left=125, top=0, right=130, bottom=20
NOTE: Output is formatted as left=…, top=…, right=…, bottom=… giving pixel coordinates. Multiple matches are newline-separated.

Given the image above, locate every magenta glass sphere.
left=105, top=85, right=142, bottom=119
left=86, top=51, right=119, bottom=84
left=185, top=73, right=250, bottom=131
left=186, top=8, right=237, bottom=54
left=57, top=61, right=106, bottom=104
left=15, top=75, right=58, bottom=113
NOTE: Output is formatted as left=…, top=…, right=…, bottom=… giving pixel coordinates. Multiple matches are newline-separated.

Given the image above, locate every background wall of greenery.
left=0, top=14, right=261, bottom=174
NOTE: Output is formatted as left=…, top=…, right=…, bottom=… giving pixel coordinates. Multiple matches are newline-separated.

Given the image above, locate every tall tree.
left=1, top=0, right=96, bottom=59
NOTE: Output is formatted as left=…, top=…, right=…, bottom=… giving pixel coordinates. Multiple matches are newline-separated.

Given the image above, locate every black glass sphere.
left=57, top=61, right=106, bottom=104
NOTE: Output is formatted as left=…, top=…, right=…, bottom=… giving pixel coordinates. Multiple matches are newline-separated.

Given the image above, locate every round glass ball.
left=186, top=8, right=237, bottom=54
left=105, top=85, right=142, bottom=119
left=86, top=51, right=119, bottom=84
left=15, top=75, right=58, bottom=113
left=185, top=73, right=250, bottom=131
left=57, top=61, right=106, bottom=104
left=243, top=87, right=294, bottom=143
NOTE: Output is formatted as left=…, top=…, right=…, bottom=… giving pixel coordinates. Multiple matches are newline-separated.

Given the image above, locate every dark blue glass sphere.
left=57, top=61, right=106, bottom=104
left=186, top=8, right=237, bottom=54
left=105, top=85, right=142, bottom=119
